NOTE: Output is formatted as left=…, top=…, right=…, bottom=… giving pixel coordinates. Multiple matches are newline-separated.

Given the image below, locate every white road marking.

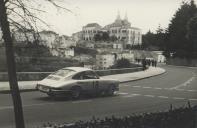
left=164, top=88, right=171, bottom=90
left=158, top=96, right=168, bottom=99
left=122, top=94, right=141, bottom=98
left=0, top=103, right=56, bottom=110
left=122, top=85, right=129, bottom=87
left=174, top=89, right=184, bottom=91
left=189, top=99, right=197, bottom=101
left=117, top=92, right=129, bottom=95
left=133, top=86, right=141, bottom=88
left=155, top=88, right=162, bottom=90
left=23, top=103, right=55, bottom=107
left=0, top=106, right=13, bottom=110
left=144, top=95, right=155, bottom=98
left=128, top=85, right=197, bottom=93
left=142, top=87, right=152, bottom=89
left=72, top=100, right=92, bottom=104
left=171, top=76, right=195, bottom=89
left=187, top=90, right=197, bottom=92
left=173, top=97, right=185, bottom=100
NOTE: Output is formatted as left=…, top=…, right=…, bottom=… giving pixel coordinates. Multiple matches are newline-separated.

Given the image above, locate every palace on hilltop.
left=81, top=12, right=142, bottom=46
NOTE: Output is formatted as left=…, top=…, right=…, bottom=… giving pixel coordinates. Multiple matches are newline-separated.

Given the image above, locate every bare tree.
left=0, top=0, right=71, bottom=128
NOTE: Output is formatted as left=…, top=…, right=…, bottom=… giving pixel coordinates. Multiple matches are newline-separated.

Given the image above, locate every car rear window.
left=52, top=69, right=76, bottom=77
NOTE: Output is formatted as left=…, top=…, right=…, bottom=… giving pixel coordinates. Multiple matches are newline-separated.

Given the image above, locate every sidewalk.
left=0, top=67, right=165, bottom=93
left=102, top=67, right=165, bottom=83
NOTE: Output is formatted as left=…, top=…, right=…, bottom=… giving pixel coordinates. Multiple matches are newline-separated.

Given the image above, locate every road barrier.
left=0, top=67, right=143, bottom=81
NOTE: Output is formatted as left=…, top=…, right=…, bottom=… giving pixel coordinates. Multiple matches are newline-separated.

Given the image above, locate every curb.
left=119, top=69, right=166, bottom=83
left=0, top=68, right=166, bottom=94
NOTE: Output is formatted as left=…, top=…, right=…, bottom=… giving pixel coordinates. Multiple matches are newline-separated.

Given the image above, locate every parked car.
left=36, top=67, right=119, bottom=99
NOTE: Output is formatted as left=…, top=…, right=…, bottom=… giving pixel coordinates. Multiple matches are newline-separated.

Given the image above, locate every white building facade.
left=105, top=13, right=142, bottom=45
left=117, top=51, right=135, bottom=62
left=39, top=31, right=59, bottom=49
left=96, top=53, right=115, bottom=69
left=82, top=23, right=102, bottom=41
left=81, top=13, right=142, bottom=46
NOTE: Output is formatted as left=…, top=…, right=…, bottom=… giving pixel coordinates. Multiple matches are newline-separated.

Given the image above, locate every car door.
left=73, top=71, right=94, bottom=92
left=84, top=71, right=100, bottom=94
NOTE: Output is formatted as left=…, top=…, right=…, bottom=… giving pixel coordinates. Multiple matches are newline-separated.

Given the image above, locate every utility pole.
left=0, top=0, right=25, bottom=128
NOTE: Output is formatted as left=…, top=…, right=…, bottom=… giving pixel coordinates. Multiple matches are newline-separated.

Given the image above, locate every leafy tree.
left=110, top=35, right=118, bottom=42
left=186, top=14, right=197, bottom=58
left=142, top=30, right=158, bottom=50
left=74, top=46, right=97, bottom=57
left=112, top=58, right=131, bottom=68
left=102, top=32, right=110, bottom=41
left=94, top=33, right=102, bottom=41
left=166, top=0, right=197, bottom=58
left=142, top=26, right=167, bottom=51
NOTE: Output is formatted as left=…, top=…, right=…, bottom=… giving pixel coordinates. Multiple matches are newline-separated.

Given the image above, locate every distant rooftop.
left=84, top=23, right=101, bottom=28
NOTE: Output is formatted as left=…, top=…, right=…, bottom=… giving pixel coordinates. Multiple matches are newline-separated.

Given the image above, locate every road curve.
left=0, top=65, right=197, bottom=128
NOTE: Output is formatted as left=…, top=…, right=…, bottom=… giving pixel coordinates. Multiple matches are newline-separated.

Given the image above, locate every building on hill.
left=116, top=51, right=135, bottom=62
left=58, top=35, right=76, bottom=48
left=13, top=29, right=38, bottom=43
left=104, top=13, right=142, bottom=46
left=112, top=42, right=124, bottom=50
left=39, top=30, right=59, bottom=49
left=152, top=51, right=166, bottom=63
left=81, top=12, right=142, bottom=46
left=82, top=23, right=102, bottom=41
left=72, top=31, right=83, bottom=42
left=11, top=29, right=76, bottom=58
left=96, top=52, right=115, bottom=69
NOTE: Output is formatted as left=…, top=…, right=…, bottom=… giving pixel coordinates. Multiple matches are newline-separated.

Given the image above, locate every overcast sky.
left=36, top=0, right=197, bottom=36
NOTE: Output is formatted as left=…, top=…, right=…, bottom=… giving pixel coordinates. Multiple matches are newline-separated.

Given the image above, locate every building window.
left=122, top=30, right=127, bottom=33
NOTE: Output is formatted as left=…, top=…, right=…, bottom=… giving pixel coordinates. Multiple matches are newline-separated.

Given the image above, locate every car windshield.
left=52, top=69, right=76, bottom=77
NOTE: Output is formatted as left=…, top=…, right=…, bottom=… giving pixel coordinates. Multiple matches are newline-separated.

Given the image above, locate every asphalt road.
left=0, top=65, right=197, bottom=128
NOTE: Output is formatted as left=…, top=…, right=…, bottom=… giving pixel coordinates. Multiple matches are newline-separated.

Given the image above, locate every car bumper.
left=36, top=84, right=71, bottom=96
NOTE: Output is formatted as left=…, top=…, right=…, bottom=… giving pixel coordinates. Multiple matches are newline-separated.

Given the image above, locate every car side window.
left=83, top=71, right=99, bottom=79
left=72, top=72, right=84, bottom=80
left=72, top=71, right=99, bottom=80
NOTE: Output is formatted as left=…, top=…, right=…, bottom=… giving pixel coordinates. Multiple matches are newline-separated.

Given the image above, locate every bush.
left=111, top=58, right=133, bottom=69
left=40, top=104, right=196, bottom=128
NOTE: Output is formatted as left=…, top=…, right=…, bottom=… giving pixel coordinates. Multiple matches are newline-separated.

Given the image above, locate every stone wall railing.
left=0, top=67, right=143, bottom=81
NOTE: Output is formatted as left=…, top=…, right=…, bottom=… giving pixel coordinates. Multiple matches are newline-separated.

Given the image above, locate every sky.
left=34, top=0, right=197, bottom=36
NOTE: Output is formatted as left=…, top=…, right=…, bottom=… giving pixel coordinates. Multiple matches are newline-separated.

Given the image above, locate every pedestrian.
left=155, top=60, right=157, bottom=67
left=142, top=59, right=146, bottom=70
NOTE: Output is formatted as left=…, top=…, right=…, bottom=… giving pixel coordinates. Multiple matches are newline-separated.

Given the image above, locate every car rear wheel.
left=71, top=86, right=81, bottom=99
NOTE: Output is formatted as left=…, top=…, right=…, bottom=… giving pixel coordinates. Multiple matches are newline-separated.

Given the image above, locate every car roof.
left=62, top=67, right=92, bottom=72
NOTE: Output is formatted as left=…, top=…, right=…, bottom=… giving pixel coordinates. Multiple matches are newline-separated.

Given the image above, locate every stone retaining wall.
left=0, top=67, right=142, bottom=81
left=167, top=58, right=197, bottom=67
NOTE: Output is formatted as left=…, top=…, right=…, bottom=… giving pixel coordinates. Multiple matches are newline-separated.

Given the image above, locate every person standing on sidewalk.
left=142, top=59, right=146, bottom=70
